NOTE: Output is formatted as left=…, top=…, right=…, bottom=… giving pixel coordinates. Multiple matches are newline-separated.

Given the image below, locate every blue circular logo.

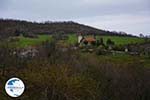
left=5, top=78, right=25, bottom=97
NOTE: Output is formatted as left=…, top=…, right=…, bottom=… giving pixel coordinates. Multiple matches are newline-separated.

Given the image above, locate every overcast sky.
left=0, top=0, right=150, bottom=36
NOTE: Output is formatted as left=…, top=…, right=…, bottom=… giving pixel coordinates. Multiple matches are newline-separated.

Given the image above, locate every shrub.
left=107, top=39, right=115, bottom=45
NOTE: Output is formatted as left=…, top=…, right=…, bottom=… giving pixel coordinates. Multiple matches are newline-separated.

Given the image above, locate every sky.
left=0, top=0, right=150, bottom=36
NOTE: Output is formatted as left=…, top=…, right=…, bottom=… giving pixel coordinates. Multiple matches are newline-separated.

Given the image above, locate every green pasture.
left=64, top=34, right=146, bottom=45
left=64, top=34, right=78, bottom=45
left=100, top=36, right=146, bottom=45
left=0, top=33, right=147, bottom=47
left=15, top=35, right=52, bottom=47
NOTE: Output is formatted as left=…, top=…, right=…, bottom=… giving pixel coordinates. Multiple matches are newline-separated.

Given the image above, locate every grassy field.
left=64, top=34, right=78, bottom=45
left=14, top=35, right=52, bottom=47
left=3, top=34, right=146, bottom=47
left=64, top=34, right=146, bottom=45
left=99, top=36, right=146, bottom=45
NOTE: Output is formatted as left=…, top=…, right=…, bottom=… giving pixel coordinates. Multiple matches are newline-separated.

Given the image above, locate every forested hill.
left=0, top=19, right=132, bottom=37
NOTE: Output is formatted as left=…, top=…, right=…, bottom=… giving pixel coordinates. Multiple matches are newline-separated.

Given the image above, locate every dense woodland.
left=0, top=19, right=133, bottom=37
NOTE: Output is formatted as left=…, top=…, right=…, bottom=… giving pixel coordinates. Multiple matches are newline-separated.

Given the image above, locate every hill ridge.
left=0, top=19, right=133, bottom=37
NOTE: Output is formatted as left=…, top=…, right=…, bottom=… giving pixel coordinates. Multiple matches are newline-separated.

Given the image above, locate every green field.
left=4, top=34, right=147, bottom=47
left=15, top=35, right=52, bottom=47
left=64, top=34, right=78, bottom=45
left=99, top=36, right=146, bottom=45
left=65, top=34, right=145, bottom=45
left=64, top=34, right=146, bottom=45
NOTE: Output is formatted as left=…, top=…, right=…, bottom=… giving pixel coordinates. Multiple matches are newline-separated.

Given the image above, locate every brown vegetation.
left=0, top=40, right=150, bottom=100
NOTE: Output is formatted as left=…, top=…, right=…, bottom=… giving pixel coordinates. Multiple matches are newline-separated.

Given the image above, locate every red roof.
left=84, top=37, right=96, bottom=42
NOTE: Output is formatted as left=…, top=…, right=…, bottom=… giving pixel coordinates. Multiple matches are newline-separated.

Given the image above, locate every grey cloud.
left=1, top=0, right=149, bottom=19
left=74, top=13, right=150, bottom=36
left=0, top=0, right=7, bottom=9
left=0, top=0, right=149, bottom=35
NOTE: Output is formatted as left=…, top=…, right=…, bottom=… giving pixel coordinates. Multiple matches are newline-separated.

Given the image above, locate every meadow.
left=99, top=36, right=146, bottom=45
left=14, top=35, right=52, bottom=47
left=8, top=34, right=146, bottom=48
left=65, top=34, right=146, bottom=45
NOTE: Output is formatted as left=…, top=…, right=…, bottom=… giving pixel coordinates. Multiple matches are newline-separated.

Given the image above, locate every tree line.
left=0, top=19, right=135, bottom=37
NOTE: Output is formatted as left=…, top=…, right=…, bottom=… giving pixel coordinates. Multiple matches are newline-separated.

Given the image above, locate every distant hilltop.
left=0, top=19, right=134, bottom=37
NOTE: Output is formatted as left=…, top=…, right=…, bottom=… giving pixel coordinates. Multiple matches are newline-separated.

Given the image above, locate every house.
left=78, top=34, right=96, bottom=46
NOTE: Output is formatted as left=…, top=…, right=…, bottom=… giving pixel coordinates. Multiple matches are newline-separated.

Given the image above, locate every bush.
left=95, top=46, right=106, bottom=55
left=83, top=40, right=88, bottom=45
left=107, top=39, right=115, bottom=45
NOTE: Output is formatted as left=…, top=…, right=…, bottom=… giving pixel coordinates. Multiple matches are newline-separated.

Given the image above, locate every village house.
left=78, top=34, right=96, bottom=46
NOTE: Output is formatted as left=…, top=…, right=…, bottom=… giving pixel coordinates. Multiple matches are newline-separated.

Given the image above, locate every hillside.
left=0, top=20, right=150, bottom=100
left=0, top=19, right=132, bottom=37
